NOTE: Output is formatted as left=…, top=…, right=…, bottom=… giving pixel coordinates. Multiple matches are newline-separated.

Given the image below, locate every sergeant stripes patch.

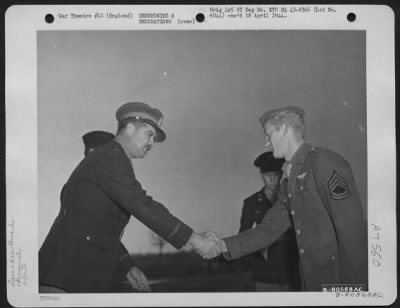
left=328, top=171, right=351, bottom=200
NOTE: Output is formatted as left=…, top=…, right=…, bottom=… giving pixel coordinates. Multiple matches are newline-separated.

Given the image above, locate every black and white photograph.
left=5, top=4, right=396, bottom=307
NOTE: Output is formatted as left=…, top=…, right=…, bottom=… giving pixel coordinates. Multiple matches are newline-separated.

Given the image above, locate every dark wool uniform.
left=39, top=140, right=193, bottom=292
left=239, top=189, right=299, bottom=286
left=224, top=143, right=368, bottom=291
left=82, top=130, right=134, bottom=291
left=40, top=131, right=136, bottom=292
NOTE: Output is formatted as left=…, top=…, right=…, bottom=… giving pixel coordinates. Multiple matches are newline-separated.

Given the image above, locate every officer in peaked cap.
left=115, top=102, right=166, bottom=143
left=82, top=131, right=115, bottom=156
left=39, top=100, right=212, bottom=293
left=237, top=151, right=299, bottom=291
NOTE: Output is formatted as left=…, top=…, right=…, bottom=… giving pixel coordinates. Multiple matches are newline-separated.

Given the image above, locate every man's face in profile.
left=127, top=123, right=156, bottom=158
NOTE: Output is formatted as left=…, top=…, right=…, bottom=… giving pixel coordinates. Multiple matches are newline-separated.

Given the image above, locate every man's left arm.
left=117, top=242, right=135, bottom=274
left=117, top=242, right=151, bottom=292
left=313, top=152, right=368, bottom=286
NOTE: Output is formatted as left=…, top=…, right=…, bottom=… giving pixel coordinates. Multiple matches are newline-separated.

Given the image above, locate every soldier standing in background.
left=238, top=151, right=299, bottom=291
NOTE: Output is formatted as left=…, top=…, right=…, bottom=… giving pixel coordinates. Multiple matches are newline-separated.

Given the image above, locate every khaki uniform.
left=238, top=189, right=299, bottom=288
left=224, top=143, right=368, bottom=291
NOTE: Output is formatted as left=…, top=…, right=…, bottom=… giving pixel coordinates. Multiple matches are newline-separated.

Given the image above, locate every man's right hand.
left=187, top=232, right=222, bottom=259
left=203, top=231, right=228, bottom=256
left=187, top=231, right=228, bottom=259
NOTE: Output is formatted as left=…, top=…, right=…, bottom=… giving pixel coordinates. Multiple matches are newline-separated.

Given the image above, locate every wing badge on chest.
left=328, top=171, right=351, bottom=200
left=297, top=172, right=307, bottom=179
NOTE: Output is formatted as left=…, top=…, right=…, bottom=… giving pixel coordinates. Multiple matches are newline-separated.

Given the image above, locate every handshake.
left=187, top=231, right=228, bottom=259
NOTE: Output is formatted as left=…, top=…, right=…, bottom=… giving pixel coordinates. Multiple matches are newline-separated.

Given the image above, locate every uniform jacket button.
left=299, top=248, right=305, bottom=254
left=296, top=229, right=301, bottom=235
left=291, top=210, right=295, bottom=216
left=300, top=186, right=304, bottom=190
left=331, top=255, right=336, bottom=261
left=86, top=236, right=91, bottom=241
left=288, top=193, right=292, bottom=198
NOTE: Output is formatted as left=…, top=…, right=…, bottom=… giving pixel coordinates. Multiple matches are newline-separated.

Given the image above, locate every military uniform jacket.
left=224, top=143, right=368, bottom=291
left=239, top=190, right=299, bottom=284
left=39, top=140, right=193, bottom=292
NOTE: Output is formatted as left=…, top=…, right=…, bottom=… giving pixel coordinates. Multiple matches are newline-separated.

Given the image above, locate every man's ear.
left=125, top=122, right=136, bottom=136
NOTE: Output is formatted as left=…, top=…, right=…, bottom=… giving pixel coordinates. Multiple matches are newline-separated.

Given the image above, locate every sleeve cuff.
left=119, top=253, right=136, bottom=273
left=166, top=223, right=193, bottom=249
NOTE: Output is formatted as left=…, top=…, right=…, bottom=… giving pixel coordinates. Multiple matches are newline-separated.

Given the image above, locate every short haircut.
left=267, top=110, right=305, bottom=138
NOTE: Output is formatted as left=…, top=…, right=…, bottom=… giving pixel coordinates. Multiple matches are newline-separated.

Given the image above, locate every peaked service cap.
left=116, top=102, right=166, bottom=142
left=254, top=151, right=285, bottom=173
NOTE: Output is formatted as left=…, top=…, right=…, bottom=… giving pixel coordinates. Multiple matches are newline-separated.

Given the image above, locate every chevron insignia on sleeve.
left=328, top=171, right=351, bottom=200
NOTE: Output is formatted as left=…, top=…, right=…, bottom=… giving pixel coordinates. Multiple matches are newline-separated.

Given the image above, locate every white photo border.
left=5, top=4, right=396, bottom=307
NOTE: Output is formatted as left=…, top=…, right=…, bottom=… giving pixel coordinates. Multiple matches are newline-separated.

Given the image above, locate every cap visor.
left=154, top=127, right=166, bottom=142
left=138, top=118, right=166, bottom=143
